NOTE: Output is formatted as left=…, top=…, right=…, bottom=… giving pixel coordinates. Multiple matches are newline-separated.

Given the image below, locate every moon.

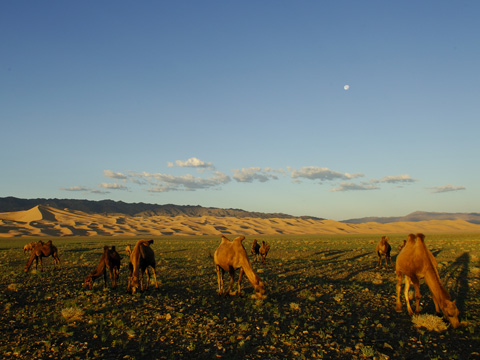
left=344, top=84, right=350, bottom=90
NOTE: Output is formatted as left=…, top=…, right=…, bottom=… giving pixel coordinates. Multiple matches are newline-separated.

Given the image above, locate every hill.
left=0, top=197, right=322, bottom=220
left=1, top=204, right=480, bottom=238
left=343, top=211, right=480, bottom=225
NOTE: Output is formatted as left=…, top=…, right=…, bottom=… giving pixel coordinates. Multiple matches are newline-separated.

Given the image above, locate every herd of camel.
left=22, top=233, right=460, bottom=328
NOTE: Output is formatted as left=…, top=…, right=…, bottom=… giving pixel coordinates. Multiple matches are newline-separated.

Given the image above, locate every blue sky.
left=1, top=1, right=479, bottom=220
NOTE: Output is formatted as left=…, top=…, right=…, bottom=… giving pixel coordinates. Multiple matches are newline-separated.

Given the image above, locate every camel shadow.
left=439, top=252, right=470, bottom=313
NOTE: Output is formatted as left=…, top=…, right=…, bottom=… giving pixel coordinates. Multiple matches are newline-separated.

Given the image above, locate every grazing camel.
left=376, top=236, right=392, bottom=269
left=395, top=233, right=460, bottom=328
left=251, top=239, right=260, bottom=262
left=259, top=241, right=270, bottom=263
left=126, top=239, right=159, bottom=294
left=84, top=246, right=121, bottom=289
left=23, top=241, right=37, bottom=254
left=214, top=235, right=266, bottom=300
left=25, top=240, right=60, bottom=273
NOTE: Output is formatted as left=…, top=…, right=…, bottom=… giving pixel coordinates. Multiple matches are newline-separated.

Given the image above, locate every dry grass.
left=412, top=314, right=449, bottom=332
left=61, top=307, right=85, bottom=323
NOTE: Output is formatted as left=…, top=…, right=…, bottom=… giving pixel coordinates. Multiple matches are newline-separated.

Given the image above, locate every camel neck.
left=423, top=266, right=450, bottom=305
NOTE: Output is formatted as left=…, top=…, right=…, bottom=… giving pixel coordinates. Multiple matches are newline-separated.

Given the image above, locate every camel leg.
left=39, top=257, right=44, bottom=272
left=237, top=268, right=244, bottom=296
left=384, top=255, right=389, bottom=269
left=103, top=268, right=108, bottom=288
left=376, top=254, right=381, bottom=269
left=404, top=276, right=414, bottom=315
left=225, top=268, right=236, bottom=295
left=107, top=267, right=115, bottom=289
left=395, top=272, right=403, bottom=312
left=150, top=266, right=159, bottom=289
left=411, top=276, right=421, bottom=314
left=216, top=265, right=224, bottom=295
left=144, top=268, right=150, bottom=291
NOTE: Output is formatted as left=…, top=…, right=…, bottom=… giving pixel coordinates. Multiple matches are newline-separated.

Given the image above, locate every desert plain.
left=1, top=206, right=480, bottom=359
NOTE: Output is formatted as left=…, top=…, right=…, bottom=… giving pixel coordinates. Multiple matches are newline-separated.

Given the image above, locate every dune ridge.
left=1, top=205, right=480, bottom=238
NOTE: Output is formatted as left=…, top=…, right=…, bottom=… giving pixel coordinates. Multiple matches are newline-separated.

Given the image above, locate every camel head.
left=443, top=299, right=460, bottom=328
left=254, top=280, right=267, bottom=300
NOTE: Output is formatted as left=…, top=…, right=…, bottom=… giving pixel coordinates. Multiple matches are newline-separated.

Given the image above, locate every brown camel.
left=251, top=239, right=260, bottom=262
left=259, top=241, right=270, bottom=263
left=214, top=235, right=266, bottom=299
left=25, top=240, right=60, bottom=272
left=84, top=246, right=121, bottom=289
left=376, top=236, right=392, bottom=269
left=23, top=241, right=37, bottom=254
left=126, top=239, right=159, bottom=294
left=395, top=233, right=460, bottom=328
left=398, top=239, right=407, bottom=251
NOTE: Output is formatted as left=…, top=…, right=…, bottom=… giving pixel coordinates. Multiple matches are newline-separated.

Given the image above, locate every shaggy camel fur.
left=126, top=239, right=159, bottom=294
left=251, top=239, right=260, bottom=262
left=396, top=233, right=460, bottom=328
left=259, top=241, right=270, bottom=263
left=376, top=236, right=392, bottom=269
left=25, top=240, right=60, bottom=272
left=214, top=235, right=266, bottom=299
left=84, top=246, right=121, bottom=289
left=23, top=241, right=37, bottom=254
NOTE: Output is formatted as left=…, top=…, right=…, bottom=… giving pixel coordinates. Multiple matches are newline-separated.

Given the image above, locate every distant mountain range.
left=0, top=197, right=323, bottom=220
left=343, top=211, right=480, bottom=225
left=1, top=197, right=478, bottom=225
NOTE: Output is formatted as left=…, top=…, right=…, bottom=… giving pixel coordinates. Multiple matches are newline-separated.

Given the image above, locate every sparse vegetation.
left=0, top=233, right=479, bottom=359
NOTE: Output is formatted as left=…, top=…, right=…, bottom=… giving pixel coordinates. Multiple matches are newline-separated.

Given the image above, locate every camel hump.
left=104, top=245, right=109, bottom=251
left=233, top=236, right=245, bottom=244
left=111, top=246, right=116, bottom=251
left=148, top=239, right=154, bottom=245
left=416, top=233, right=426, bottom=242
left=221, top=235, right=230, bottom=243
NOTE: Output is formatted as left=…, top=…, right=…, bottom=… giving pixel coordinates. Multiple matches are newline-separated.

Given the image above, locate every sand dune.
left=1, top=205, right=479, bottom=238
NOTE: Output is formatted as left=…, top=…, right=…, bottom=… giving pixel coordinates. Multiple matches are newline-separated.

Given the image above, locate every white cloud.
left=430, top=184, right=466, bottom=193
left=104, top=170, right=128, bottom=180
left=290, top=166, right=364, bottom=182
left=232, top=167, right=283, bottom=183
left=330, top=182, right=380, bottom=192
left=99, top=183, right=128, bottom=190
left=168, top=157, right=215, bottom=169
left=60, top=186, right=89, bottom=192
left=133, top=171, right=230, bottom=192
left=371, top=174, right=417, bottom=184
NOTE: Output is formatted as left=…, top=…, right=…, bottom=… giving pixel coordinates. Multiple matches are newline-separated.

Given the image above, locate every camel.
left=23, top=241, right=37, bottom=254
left=376, top=236, right=392, bottom=269
left=214, top=235, right=266, bottom=299
left=25, top=240, right=60, bottom=272
left=84, top=246, right=121, bottom=289
left=398, top=239, right=407, bottom=251
left=251, top=239, right=260, bottom=262
left=126, top=239, right=159, bottom=294
left=259, top=241, right=270, bottom=263
left=395, top=233, right=460, bottom=328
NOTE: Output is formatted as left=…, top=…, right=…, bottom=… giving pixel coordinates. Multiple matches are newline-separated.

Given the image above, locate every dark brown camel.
left=259, top=241, right=270, bottom=263
left=25, top=240, right=60, bottom=272
left=376, top=236, right=392, bottom=269
left=126, top=239, right=159, bottom=294
left=84, top=246, right=121, bottom=289
left=251, top=239, right=260, bottom=262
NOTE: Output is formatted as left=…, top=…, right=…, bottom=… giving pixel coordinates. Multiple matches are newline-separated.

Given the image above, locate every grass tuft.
left=412, top=314, right=448, bottom=332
